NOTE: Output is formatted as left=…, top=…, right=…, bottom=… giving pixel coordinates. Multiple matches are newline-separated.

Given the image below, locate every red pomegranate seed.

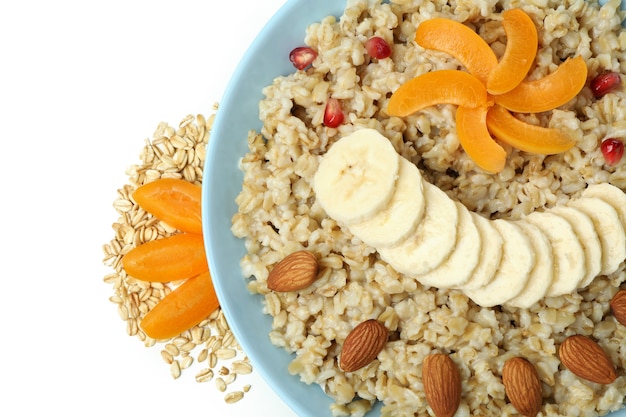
left=590, top=71, right=621, bottom=98
left=601, top=138, right=624, bottom=166
left=289, top=46, right=317, bottom=70
left=323, top=98, right=344, bottom=128
left=365, top=36, right=392, bottom=60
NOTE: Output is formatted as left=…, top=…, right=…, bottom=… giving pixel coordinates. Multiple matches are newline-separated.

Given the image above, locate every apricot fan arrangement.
left=386, top=8, right=586, bottom=173
left=121, top=178, right=219, bottom=340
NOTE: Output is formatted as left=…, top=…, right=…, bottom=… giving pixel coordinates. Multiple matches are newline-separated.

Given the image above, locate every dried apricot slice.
left=486, top=105, right=576, bottom=154
left=415, top=18, right=498, bottom=84
left=141, top=271, right=219, bottom=340
left=122, top=233, right=208, bottom=282
left=456, top=106, right=507, bottom=173
left=487, top=9, right=538, bottom=95
left=387, top=70, right=490, bottom=117
left=494, top=56, right=588, bottom=113
left=133, top=178, right=202, bottom=234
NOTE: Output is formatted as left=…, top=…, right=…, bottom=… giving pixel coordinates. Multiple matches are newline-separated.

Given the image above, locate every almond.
left=266, top=250, right=319, bottom=292
left=422, top=353, right=462, bottom=417
left=502, top=357, right=543, bottom=417
left=339, top=319, right=388, bottom=372
left=558, top=335, right=617, bottom=384
left=610, top=289, right=626, bottom=326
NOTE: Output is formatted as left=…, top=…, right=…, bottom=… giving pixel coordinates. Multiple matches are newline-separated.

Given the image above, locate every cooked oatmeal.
left=232, top=0, right=626, bottom=415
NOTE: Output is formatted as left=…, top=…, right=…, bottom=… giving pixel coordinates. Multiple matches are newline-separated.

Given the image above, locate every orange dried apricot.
left=390, top=9, right=585, bottom=173
left=486, top=105, right=576, bottom=154
left=415, top=18, right=498, bottom=84
left=487, top=9, right=538, bottom=95
left=141, top=271, right=219, bottom=340
left=133, top=178, right=202, bottom=234
left=494, top=56, right=588, bottom=113
left=122, top=233, right=208, bottom=282
left=456, top=106, right=507, bottom=173
left=387, top=70, right=490, bottom=117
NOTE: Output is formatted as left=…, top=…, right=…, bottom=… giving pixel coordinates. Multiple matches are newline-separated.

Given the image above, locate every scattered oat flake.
left=224, top=391, right=245, bottom=404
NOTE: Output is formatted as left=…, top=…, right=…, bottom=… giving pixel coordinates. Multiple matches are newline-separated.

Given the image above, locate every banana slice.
left=465, top=220, right=535, bottom=307
left=549, top=205, right=602, bottom=288
left=378, top=181, right=458, bottom=277
left=582, top=182, right=626, bottom=231
left=313, top=128, right=400, bottom=225
left=568, top=196, right=626, bottom=276
left=506, top=220, right=554, bottom=308
left=416, top=202, right=481, bottom=288
left=348, top=157, right=426, bottom=248
left=523, top=211, right=586, bottom=297
left=460, top=212, right=504, bottom=290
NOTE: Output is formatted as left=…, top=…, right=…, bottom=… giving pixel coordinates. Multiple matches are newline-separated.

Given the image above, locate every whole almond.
left=558, top=335, right=617, bottom=384
left=267, top=250, right=319, bottom=292
left=339, top=319, right=388, bottom=372
left=422, top=353, right=461, bottom=417
left=610, top=289, right=626, bottom=326
left=502, top=357, right=543, bottom=417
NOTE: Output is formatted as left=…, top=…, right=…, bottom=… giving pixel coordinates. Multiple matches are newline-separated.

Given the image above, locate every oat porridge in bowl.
left=203, top=0, right=626, bottom=415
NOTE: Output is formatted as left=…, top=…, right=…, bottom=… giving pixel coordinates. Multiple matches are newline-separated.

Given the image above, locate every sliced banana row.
left=313, top=129, right=626, bottom=308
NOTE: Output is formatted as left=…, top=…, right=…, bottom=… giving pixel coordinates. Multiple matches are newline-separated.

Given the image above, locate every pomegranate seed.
left=289, top=46, right=317, bottom=70
left=590, top=71, right=621, bottom=98
left=323, top=98, right=344, bottom=128
left=365, top=36, right=392, bottom=60
left=601, top=138, right=624, bottom=166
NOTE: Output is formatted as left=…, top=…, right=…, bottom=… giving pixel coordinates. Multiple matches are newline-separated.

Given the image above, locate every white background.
left=0, top=1, right=299, bottom=415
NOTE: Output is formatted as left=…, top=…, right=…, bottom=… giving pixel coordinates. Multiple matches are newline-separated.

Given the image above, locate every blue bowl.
left=203, top=1, right=626, bottom=416
left=203, top=1, right=348, bottom=415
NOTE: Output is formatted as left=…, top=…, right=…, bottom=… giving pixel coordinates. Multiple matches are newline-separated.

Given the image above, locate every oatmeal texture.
left=232, top=0, right=626, bottom=415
